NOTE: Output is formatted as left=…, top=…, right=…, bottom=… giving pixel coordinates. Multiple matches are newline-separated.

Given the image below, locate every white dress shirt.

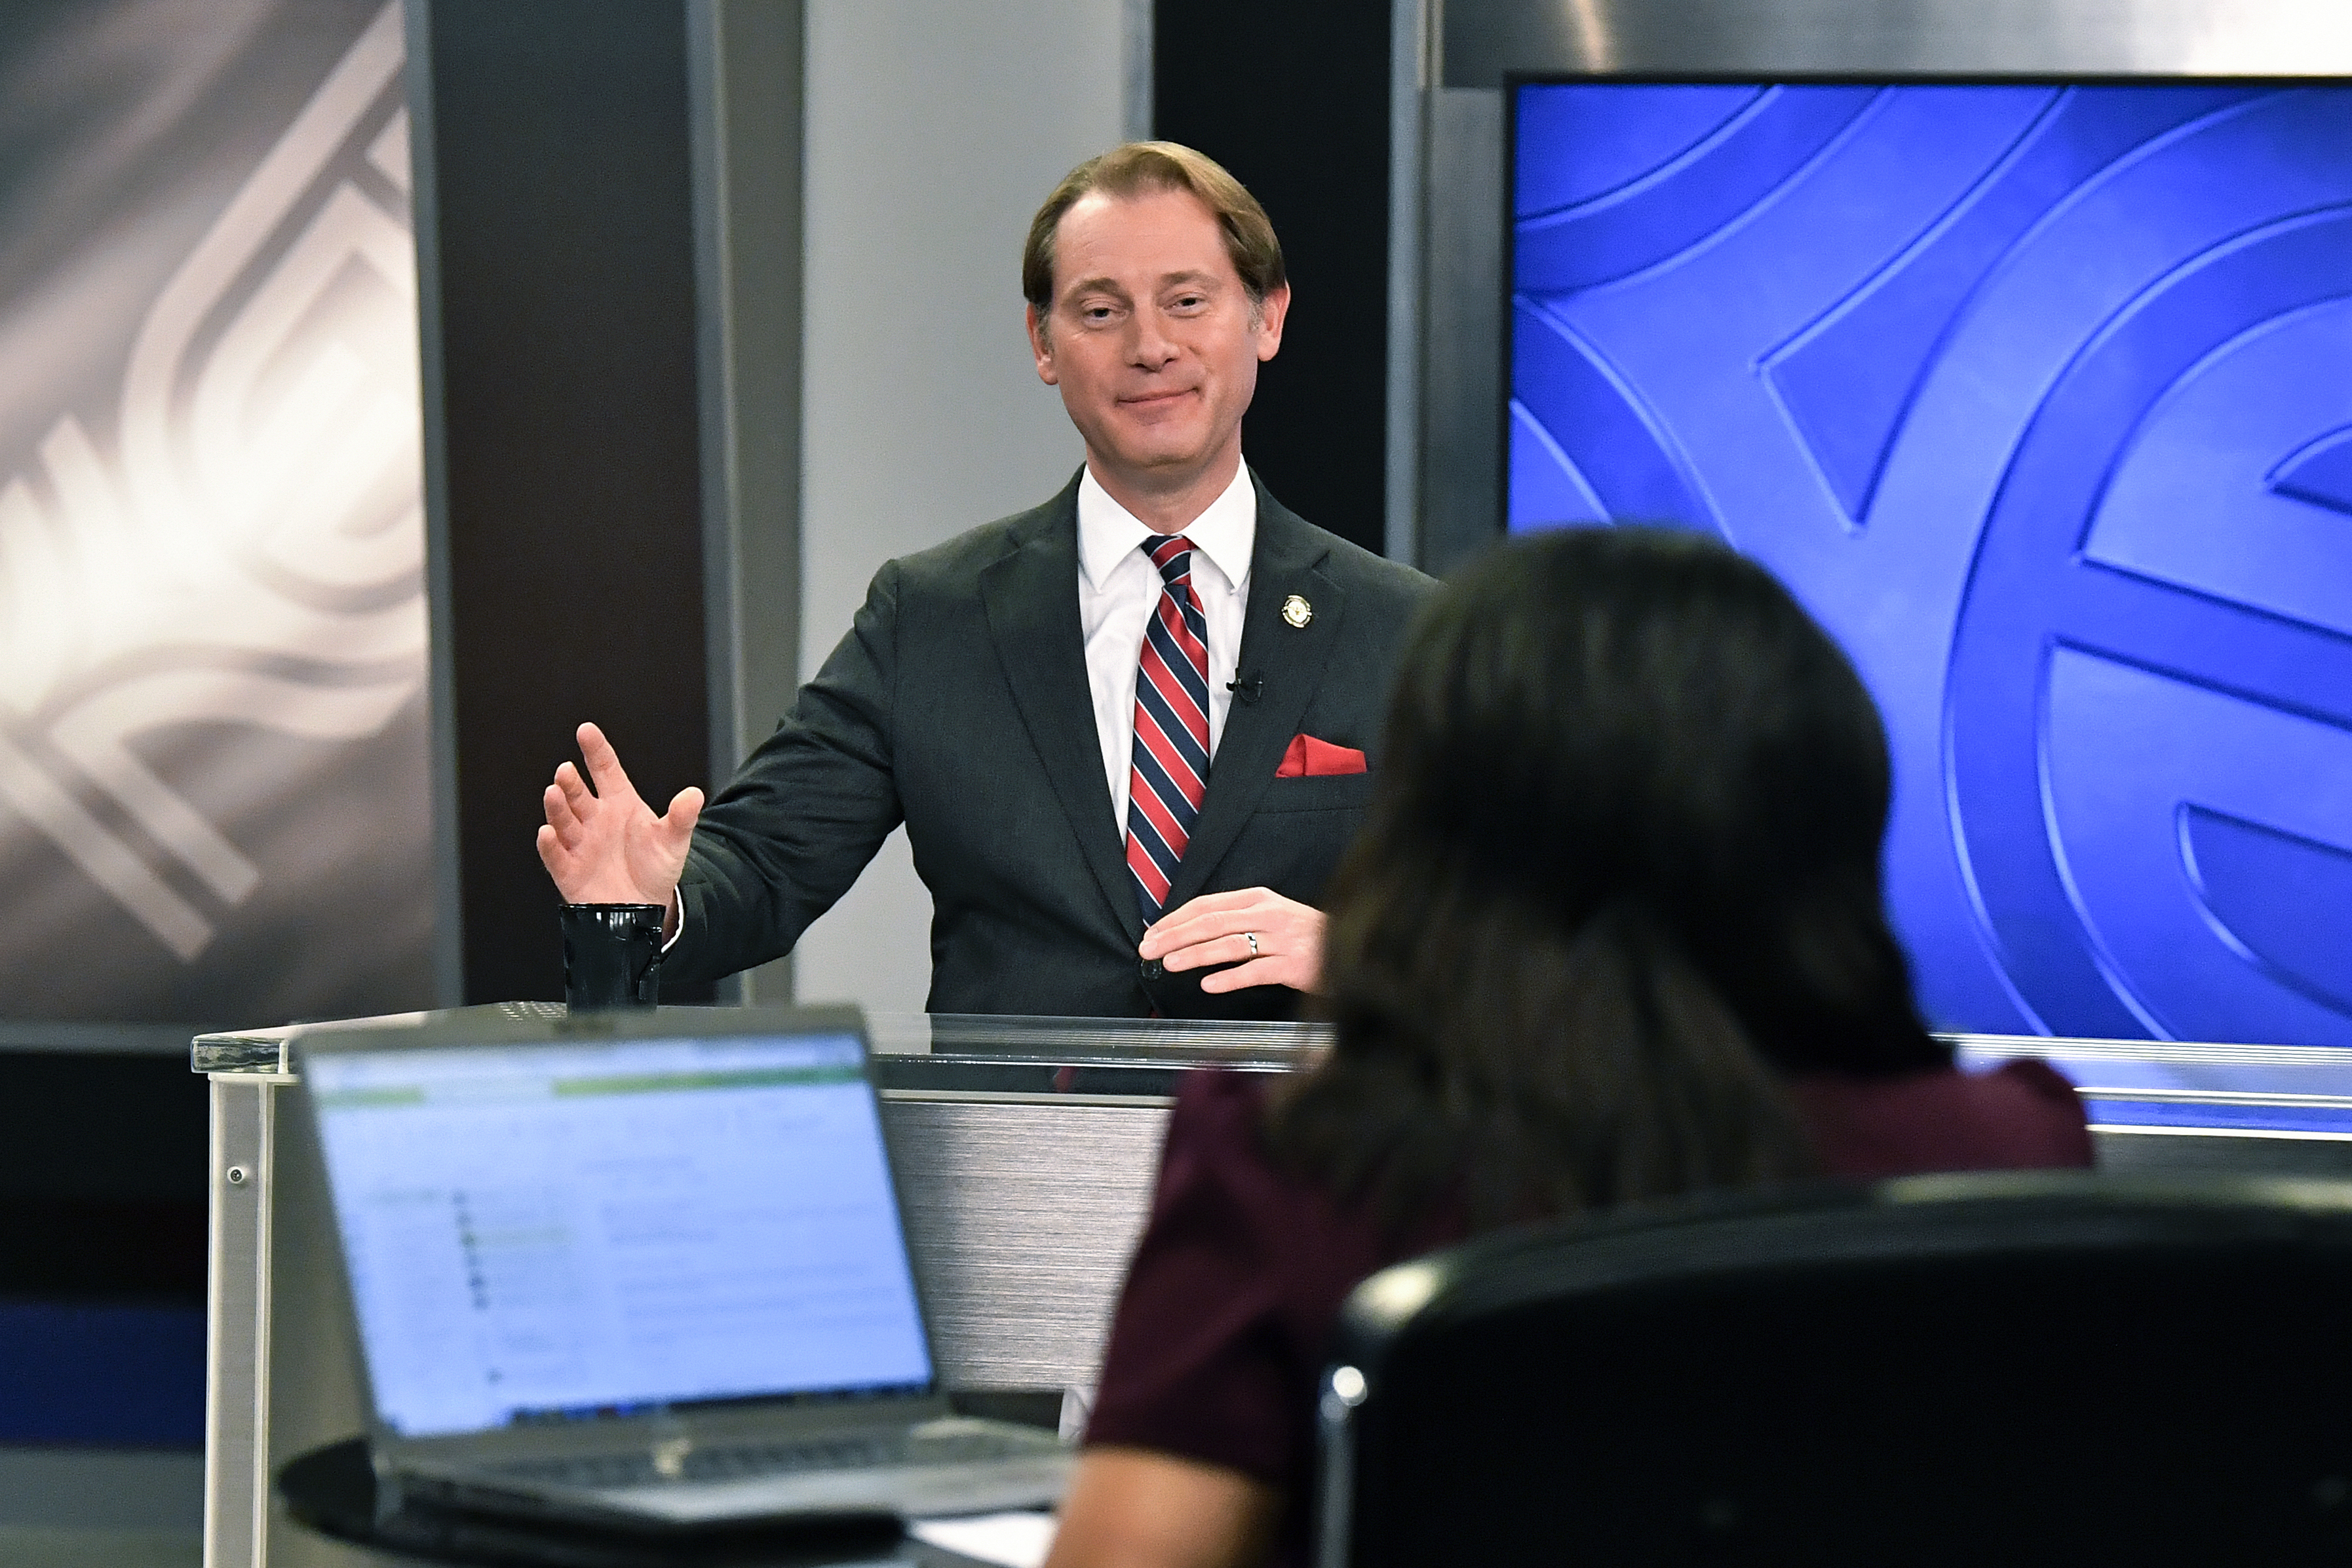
left=1077, top=460, right=1255, bottom=832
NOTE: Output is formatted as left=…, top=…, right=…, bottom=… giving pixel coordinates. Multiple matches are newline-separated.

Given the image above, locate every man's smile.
left=1118, top=387, right=1201, bottom=410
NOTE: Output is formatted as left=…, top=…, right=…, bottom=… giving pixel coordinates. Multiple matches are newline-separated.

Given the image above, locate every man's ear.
left=1026, top=303, right=1059, bottom=386
left=1251, top=283, right=1292, bottom=363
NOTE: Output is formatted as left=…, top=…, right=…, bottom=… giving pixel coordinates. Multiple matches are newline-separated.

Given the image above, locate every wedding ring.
left=1245, top=931, right=1260, bottom=957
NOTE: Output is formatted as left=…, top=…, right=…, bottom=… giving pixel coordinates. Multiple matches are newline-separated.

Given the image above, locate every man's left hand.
left=1140, top=887, right=1324, bottom=994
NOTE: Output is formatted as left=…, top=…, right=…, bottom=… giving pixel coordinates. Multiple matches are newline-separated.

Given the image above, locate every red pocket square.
left=1275, top=735, right=1368, bottom=778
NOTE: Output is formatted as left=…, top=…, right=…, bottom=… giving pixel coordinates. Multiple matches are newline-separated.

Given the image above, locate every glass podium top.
left=191, top=1005, right=2352, bottom=1137
left=189, top=1004, right=1332, bottom=1085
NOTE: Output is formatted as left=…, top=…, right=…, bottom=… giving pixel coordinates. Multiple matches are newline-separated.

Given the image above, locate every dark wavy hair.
left=1022, top=142, right=1284, bottom=316
left=1268, top=526, right=1948, bottom=1229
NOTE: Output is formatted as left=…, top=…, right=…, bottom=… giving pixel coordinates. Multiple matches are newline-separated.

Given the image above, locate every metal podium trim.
left=203, top=1071, right=290, bottom=1568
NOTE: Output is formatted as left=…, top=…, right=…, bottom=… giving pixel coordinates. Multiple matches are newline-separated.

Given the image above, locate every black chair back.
left=1318, top=1174, right=2352, bottom=1566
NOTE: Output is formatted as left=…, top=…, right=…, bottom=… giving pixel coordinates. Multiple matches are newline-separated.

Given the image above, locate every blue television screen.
left=1509, top=82, right=2352, bottom=1046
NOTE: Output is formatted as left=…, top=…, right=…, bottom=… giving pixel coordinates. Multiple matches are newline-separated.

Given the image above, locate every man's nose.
left=1128, top=310, right=1179, bottom=368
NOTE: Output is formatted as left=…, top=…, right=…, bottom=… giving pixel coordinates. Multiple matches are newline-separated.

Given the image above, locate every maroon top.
left=1085, top=1062, right=2092, bottom=1566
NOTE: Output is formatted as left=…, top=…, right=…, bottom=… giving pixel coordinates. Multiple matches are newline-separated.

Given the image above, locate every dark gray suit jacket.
left=665, top=470, right=1436, bottom=1018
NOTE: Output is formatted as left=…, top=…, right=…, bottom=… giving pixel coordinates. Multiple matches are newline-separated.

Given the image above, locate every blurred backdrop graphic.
left=0, top=0, right=431, bottom=1029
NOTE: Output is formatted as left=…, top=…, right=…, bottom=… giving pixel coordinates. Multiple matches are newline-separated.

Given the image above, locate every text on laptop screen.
left=305, top=1033, right=934, bottom=1438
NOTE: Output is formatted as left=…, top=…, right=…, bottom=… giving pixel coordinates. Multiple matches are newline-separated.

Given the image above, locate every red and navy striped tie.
left=1126, top=534, right=1211, bottom=925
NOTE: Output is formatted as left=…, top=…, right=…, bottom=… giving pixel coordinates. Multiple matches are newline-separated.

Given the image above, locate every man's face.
left=1028, top=186, right=1288, bottom=498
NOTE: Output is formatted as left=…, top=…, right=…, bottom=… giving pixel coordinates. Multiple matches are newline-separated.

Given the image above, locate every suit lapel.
left=979, top=474, right=1144, bottom=944
left=1163, top=480, right=1345, bottom=909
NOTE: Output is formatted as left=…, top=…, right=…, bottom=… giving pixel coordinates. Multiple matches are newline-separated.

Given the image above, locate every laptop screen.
left=304, top=1030, right=936, bottom=1439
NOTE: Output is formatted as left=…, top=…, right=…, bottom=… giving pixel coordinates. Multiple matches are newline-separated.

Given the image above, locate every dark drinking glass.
left=560, top=903, right=665, bottom=1010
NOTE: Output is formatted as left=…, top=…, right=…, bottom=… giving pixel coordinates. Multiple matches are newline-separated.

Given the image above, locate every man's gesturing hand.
left=1140, top=887, right=1324, bottom=994
left=535, top=722, right=704, bottom=912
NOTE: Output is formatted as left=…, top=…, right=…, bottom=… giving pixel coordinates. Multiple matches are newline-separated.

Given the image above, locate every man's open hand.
left=1139, top=887, right=1324, bottom=994
left=535, top=722, right=704, bottom=911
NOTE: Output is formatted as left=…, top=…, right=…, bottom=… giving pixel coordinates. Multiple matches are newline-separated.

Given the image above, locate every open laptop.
left=290, top=1004, right=1071, bottom=1537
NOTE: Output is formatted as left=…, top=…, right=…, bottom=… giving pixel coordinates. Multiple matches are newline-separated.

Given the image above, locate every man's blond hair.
left=1022, top=142, right=1286, bottom=315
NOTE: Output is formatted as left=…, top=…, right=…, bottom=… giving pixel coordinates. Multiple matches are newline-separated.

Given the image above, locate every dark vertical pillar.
left=414, top=1, right=712, bottom=1003
left=1155, top=1, right=1393, bottom=558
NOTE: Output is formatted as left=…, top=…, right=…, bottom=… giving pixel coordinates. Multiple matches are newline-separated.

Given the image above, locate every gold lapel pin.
left=1281, top=594, right=1313, bottom=629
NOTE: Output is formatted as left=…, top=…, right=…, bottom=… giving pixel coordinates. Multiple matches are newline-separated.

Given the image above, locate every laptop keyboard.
left=489, top=1429, right=1044, bottom=1489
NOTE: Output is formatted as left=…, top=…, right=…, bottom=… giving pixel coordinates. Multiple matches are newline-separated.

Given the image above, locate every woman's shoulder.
left=1149, top=1070, right=1321, bottom=1234
left=1086, top=1069, right=1396, bottom=1489
left=1788, top=1058, right=2095, bottom=1178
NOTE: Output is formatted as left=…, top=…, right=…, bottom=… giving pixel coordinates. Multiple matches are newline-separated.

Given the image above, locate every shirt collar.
left=1077, top=460, right=1256, bottom=594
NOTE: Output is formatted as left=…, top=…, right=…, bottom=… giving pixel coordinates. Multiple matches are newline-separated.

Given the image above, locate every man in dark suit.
left=538, top=143, right=1433, bottom=1019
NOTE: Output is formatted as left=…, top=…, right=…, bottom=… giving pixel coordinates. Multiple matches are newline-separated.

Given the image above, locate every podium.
left=189, top=1007, right=1326, bottom=1567
left=192, top=1008, right=2352, bottom=1566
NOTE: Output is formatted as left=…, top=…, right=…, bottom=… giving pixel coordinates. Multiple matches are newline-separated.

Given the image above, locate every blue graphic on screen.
left=1510, top=84, right=2352, bottom=1045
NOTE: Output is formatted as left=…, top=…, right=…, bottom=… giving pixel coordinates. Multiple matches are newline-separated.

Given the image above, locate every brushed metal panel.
left=1441, top=0, right=2352, bottom=86
left=884, top=1098, right=1172, bottom=1391
left=893, top=1011, right=1334, bottom=1058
